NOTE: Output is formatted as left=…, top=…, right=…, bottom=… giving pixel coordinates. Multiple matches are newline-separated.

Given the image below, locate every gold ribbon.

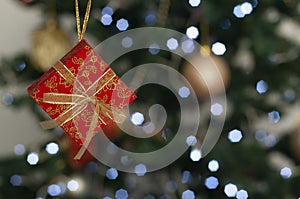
left=41, top=61, right=125, bottom=159
left=75, top=0, right=92, bottom=41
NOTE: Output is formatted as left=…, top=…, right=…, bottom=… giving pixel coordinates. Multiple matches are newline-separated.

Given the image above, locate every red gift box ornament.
left=27, top=0, right=136, bottom=159
left=28, top=39, right=136, bottom=159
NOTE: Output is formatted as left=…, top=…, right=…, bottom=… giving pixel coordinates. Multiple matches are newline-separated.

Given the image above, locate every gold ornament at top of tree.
left=30, top=19, right=71, bottom=72
left=181, top=52, right=230, bottom=98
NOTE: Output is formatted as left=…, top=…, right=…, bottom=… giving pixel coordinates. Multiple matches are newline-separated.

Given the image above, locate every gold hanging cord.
left=75, top=0, right=92, bottom=41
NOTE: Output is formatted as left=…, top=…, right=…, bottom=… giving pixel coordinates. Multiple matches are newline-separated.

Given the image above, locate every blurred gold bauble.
left=290, top=128, right=300, bottom=161
left=181, top=54, right=230, bottom=98
left=30, top=20, right=71, bottom=71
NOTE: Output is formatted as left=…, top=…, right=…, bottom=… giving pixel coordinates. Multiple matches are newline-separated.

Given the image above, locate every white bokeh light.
left=182, top=190, right=195, bottom=199
left=14, top=144, right=25, bottom=156
left=268, top=111, right=280, bottom=123
left=211, top=103, right=223, bottom=116
left=224, top=183, right=238, bottom=197
left=135, top=164, right=147, bottom=176
left=208, top=160, right=219, bottom=172
left=182, top=170, right=191, bottom=184
left=280, top=167, right=292, bottom=179
left=101, top=14, right=113, bottom=26
left=27, top=152, right=39, bottom=165
left=205, top=176, right=219, bottom=189
left=116, top=18, right=129, bottom=31
left=264, top=134, right=277, bottom=147
left=233, top=5, right=246, bottom=18
left=228, top=129, right=243, bottom=143
left=190, top=149, right=202, bottom=161
left=236, top=189, right=249, bottom=199
left=106, top=168, right=119, bottom=180
left=46, top=142, right=59, bottom=155
left=115, top=188, right=128, bottom=199
left=181, top=39, right=195, bottom=53
left=10, top=175, right=22, bottom=186
left=188, top=0, right=201, bottom=7
left=149, top=43, right=160, bottom=55
left=178, top=86, right=190, bottom=98
left=122, top=37, right=133, bottom=48
left=67, top=180, right=79, bottom=192
left=211, top=42, right=226, bottom=55
left=186, top=136, right=197, bottom=146
left=241, top=2, right=253, bottom=15
left=102, top=6, right=113, bottom=15
left=2, top=93, right=14, bottom=105
left=166, top=38, right=179, bottom=50
left=48, top=184, right=62, bottom=196
left=131, top=112, right=144, bottom=126
left=256, top=80, right=268, bottom=94
left=186, top=26, right=199, bottom=39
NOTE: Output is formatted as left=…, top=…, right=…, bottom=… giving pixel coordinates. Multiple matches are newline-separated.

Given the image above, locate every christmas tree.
left=1, top=0, right=300, bottom=198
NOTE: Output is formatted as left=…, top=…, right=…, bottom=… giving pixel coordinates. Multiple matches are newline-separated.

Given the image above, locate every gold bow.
left=40, top=61, right=125, bottom=159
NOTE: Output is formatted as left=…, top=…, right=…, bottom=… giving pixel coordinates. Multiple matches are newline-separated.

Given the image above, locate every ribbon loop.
left=75, top=0, right=92, bottom=41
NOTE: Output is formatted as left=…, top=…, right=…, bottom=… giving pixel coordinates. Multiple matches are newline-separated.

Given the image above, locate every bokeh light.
left=182, top=170, right=191, bottom=184
left=182, top=190, right=195, bottom=199
left=115, top=188, right=128, bottom=199
left=186, top=136, right=197, bottom=146
left=283, top=89, right=295, bottom=102
left=181, top=39, right=195, bottom=53
left=2, top=93, right=14, bottom=105
left=220, top=18, right=231, bottom=30
left=15, top=62, right=26, bottom=72
left=116, top=18, right=129, bottom=31
left=145, top=13, right=156, bottom=25
left=280, top=167, right=292, bottom=179
left=106, top=168, right=119, bottom=180
left=255, top=130, right=267, bottom=142
left=166, top=38, right=179, bottom=50
left=186, top=26, right=199, bottom=39
left=27, top=152, right=39, bottom=165
left=233, top=5, right=245, bottom=18
left=208, top=160, right=219, bottom=172
left=67, top=180, right=79, bottom=192
left=122, top=37, right=133, bottom=48
left=236, top=189, right=249, bottom=199
left=48, top=184, right=62, bottom=196
left=188, top=0, right=201, bottom=7
left=101, top=14, right=113, bottom=26
left=211, top=103, right=223, bottom=116
left=224, top=183, right=238, bottom=197
left=205, top=176, right=219, bottom=189
left=135, top=164, right=147, bottom=176
left=228, top=129, right=243, bottom=143
left=14, top=144, right=25, bottom=156
left=211, top=42, right=226, bottom=55
left=264, top=134, right=277, bottom=147
left=241, top=2, right=253, bottom=15
left=190, top=149, right=202, bottom=161
left=131, top=112, right=144, bottom=126
left=178, top=86, right=190, bottom=98
left=10, top=174, right=22, bottom=186
left=45, top=142, right=59, bottom=155
left=102, top=6, right=113, bottom=15
left=149, top=43, right=160, bottom=55
left=256, top=80, right=268, bottom=94
left=268, top=111, right=280, bottom=123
